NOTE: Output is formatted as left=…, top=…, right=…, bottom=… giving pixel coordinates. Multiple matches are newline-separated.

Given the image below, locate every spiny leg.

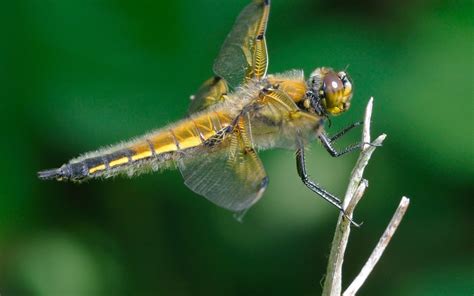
left=322, top=121, right=382, bottom=157
left=296, top=148, right=360, bottom=226
left=329, top=121, right=363, bottom=142
left=319, top=131, right=365, bottom=158
left=320, top=128, right=381, bottom=158
left=296, top=148, right=342, bottom=207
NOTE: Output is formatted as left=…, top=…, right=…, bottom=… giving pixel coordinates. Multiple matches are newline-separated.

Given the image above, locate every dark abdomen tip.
left=38, top=163, right=75, bottom=181
left=38, top=168, right=64, bottom=181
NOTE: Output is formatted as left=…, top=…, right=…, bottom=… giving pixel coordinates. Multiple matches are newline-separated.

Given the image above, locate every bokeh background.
left=1, top=0, right=472, bottom=295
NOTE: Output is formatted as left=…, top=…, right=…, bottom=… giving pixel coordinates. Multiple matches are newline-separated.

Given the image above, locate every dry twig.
left=343, top=197, right=410, bottom=296
left=321, top=98, right=410, bottom=296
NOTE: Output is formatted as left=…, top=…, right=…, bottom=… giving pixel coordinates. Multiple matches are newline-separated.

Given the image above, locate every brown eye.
left=323, top=73, right=343, bottom=96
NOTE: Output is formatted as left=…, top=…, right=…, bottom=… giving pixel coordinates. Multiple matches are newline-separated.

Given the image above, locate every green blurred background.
left=1, top=0, right=472, bottom=295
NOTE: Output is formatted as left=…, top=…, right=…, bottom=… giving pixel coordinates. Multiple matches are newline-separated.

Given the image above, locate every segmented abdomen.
left=41, top=111, right=233, bottom=181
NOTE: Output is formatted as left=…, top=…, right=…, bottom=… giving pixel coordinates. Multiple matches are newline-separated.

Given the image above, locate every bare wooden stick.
left=343, top=197, right=410, bottom=296
left=345, top=179, right=368, bottom=215
left=322, top=97, right=386, bottom=296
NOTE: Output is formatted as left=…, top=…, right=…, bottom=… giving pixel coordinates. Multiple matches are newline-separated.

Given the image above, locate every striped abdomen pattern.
left=38, top=111, right=233, bottom=181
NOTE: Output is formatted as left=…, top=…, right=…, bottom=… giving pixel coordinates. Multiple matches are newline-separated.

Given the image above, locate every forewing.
left=188, top=0, right=270, bottom=114
left=178, top=119, right=268, bottom=212
left=213, top=0, right=270, bottom=88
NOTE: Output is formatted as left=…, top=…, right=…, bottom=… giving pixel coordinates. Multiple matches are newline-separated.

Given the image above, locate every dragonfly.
left=38, top=0, right=365, bottom=222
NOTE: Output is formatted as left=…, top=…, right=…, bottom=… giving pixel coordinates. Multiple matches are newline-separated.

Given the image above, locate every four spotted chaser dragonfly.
left=39, top=0, right=364, bottom=221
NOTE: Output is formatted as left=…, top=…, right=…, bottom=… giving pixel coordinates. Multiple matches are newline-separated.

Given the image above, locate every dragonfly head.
left=307, top=67, right=353, bottom=116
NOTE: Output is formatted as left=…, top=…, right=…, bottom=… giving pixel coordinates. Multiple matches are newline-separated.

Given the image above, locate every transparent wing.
left=249, top=88, right=322, bottom=149
left=188, top=76, right=229, bottom=114
left=178, top=117, right=268, bottom=212
left=188, top=0, right=270, bottom=114
left=213, top=0, right=270, bottom=87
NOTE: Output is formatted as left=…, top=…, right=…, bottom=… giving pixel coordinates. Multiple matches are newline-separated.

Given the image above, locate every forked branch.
left=343, top=197, right=410, bottom=296
left=321, top=98, right=410, bottom=296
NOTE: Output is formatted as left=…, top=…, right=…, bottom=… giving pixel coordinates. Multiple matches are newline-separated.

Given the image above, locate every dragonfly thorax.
left=307, top=67, right=353, bottom=116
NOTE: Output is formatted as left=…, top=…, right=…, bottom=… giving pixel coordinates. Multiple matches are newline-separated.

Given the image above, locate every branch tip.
left=322, top=98, right=409, bottom=296
left=343, top=196, right=410, bottom=296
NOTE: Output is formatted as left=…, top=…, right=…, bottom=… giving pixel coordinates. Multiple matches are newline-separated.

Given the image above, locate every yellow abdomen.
left=66, top=110, right=233, bottom=180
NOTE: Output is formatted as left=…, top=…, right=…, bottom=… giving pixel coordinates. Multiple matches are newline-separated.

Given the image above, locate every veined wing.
left=250, top=87, right=322, bottom=149
left=178, top=116, right=268, bottom=212
left=213, top=0, right=270, bottom=87
left=188, top=0, right=270, bottom=114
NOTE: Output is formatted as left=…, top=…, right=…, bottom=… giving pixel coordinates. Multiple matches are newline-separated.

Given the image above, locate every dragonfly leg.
left=329, top=121, right=363, bottom=142
left=319, top=130, right=378, bottom=158
left=323, top=121, right=382, bottom=157
left=296, top=148, right=342, bottom=206
left=296, top=148, right=361, bottom=227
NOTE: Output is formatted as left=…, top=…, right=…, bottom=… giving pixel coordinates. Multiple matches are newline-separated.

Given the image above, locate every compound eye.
left=323, top=72, right=343, bottom=98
